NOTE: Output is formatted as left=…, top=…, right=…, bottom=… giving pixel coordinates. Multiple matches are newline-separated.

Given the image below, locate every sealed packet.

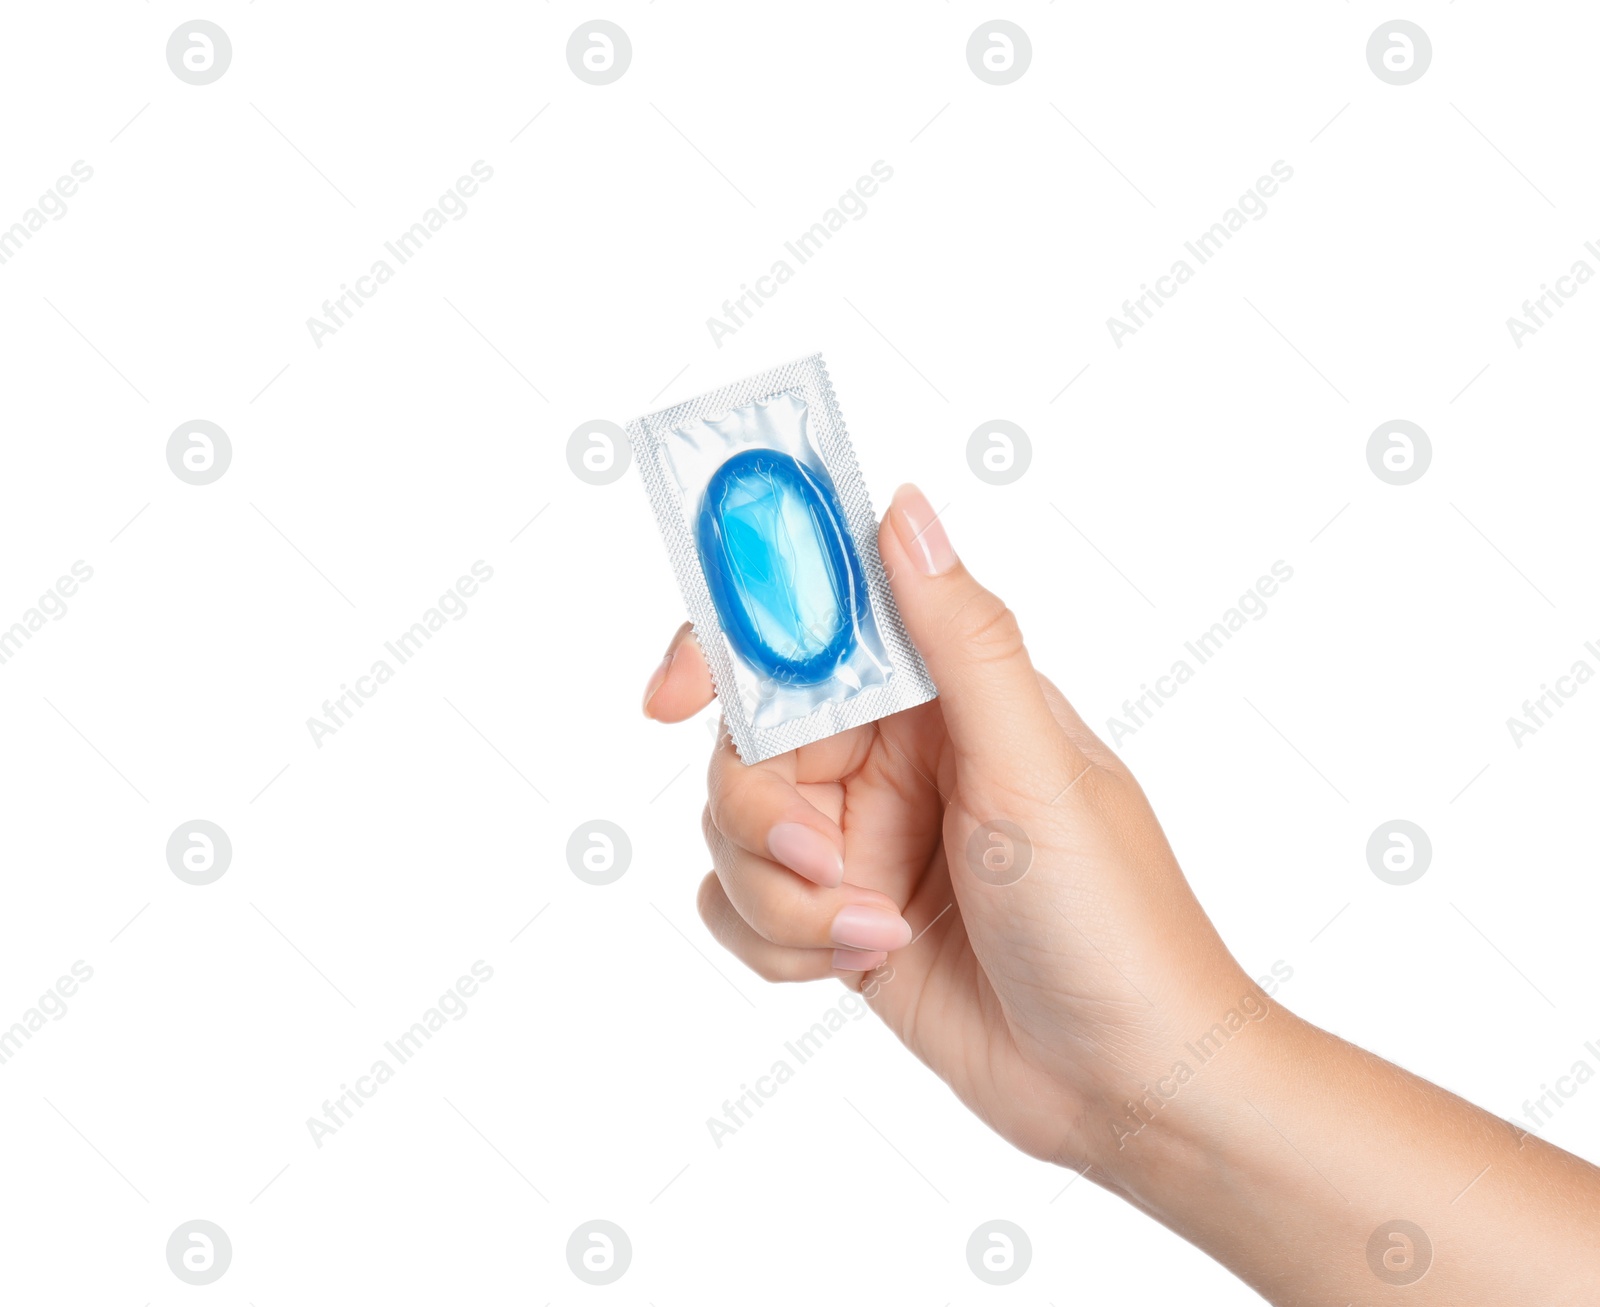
left=628, top=354, right=937, bottom=763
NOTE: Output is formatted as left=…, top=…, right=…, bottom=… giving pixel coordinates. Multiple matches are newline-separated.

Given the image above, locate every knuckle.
left=750, top=886, right=815, bottom=948
left=713, top=860, right=786, bottom=945
left=947, top=589, right=1026, bottom=666
left=742, top=900, right=787, bottom=947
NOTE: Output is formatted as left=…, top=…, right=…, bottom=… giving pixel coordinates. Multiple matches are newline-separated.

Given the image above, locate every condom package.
left=628, top=354, right=937, bottom=763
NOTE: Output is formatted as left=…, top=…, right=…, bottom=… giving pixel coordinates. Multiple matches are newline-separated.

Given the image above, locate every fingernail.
left=767, top=822, right=844, bottom=888
left=831, top=904, right=912, bottom=952
left=832, top=948, right=888, bottom=972
left=892, top=484, right=957, bottom=577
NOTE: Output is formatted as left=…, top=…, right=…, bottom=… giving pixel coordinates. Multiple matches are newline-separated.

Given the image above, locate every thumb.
left=878, top=484, right=1080, bottom=783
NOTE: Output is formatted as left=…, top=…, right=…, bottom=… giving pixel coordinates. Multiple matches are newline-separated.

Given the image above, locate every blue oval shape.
left=696, top=448, right=868, bottom=685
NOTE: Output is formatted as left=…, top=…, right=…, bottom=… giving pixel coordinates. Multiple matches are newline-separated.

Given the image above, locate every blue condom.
left=696, top=448, right=868, bottom=685
left=630, top=355, right=938, bottom=762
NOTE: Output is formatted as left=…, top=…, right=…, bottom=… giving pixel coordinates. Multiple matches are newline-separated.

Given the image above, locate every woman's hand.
left=645, top=483, right=1600, bottom=1305
left=644, top=483, right=1255, bottom=1170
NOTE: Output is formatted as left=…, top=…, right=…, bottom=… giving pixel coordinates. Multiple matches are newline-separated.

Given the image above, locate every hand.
left=644, top=482, right=1600, bottom=1303
left=643, top=483, right=1255, bottom=1169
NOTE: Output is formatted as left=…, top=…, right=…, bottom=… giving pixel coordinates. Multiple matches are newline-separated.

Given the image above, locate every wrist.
left=1080, top=980, right=1308, bottom=1200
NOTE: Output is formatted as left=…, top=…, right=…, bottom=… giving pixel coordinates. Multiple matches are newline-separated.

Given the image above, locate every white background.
left=2, top=2, right=1598, bottom=1302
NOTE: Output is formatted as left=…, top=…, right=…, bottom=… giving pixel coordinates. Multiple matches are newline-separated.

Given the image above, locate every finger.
left=1038, top=674, right=1123, bottom=772
left=642, top=621, right=715, bottom=722
left=878, top=484, right=1086, bottom=781
left=704, top=813, right=912, bottom=952
left=697, top=873, right=887, bottom=980
left=705, top=733, right=845, bottom=888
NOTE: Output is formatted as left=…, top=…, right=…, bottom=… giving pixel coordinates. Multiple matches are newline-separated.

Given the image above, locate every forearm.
left=1088, top=1004, right=1600, bottom=1305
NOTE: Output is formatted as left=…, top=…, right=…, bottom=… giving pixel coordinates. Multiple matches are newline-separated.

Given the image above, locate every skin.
left=643, top=483, right=1600, bottom=1304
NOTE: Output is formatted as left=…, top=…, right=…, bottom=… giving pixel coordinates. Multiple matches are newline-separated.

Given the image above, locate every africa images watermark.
left=0, top=161, right=94, bottom=268
left=1510, top=1034, right=1600, bottom=1144
left=1111, top=962, right=1293, bottom=1150
left=1107, top=161, right=1294, bottom=347
left=1504, top=638, right=1600, bottom=748
left=706, top=161, right=894, bottom=348
left=306, top=561, right=494, bottom=748
left=0, top=561, right=95, bottom=668
left=306, top=161, right=495, bottom=348
left=705, top=966, right=892, bottom=1148
left=306, top=961, right=494, bottom=1148
left=1505, top=241, right=1600, bottom=348
left=0, top=961, right=95, bottom=1069
left=1106, top=561, right=1295, bottom=745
